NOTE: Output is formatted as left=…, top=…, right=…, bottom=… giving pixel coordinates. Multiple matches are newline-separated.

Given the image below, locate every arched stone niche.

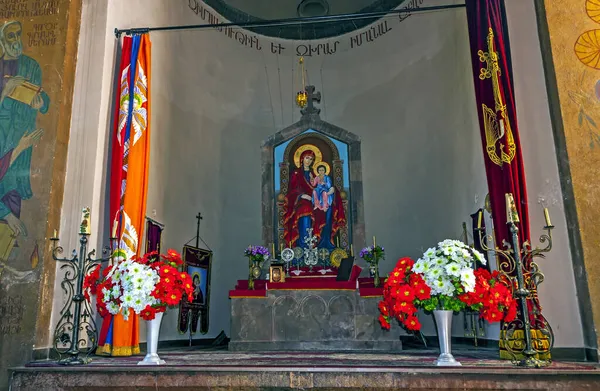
left=261, top=88, right=364, bottom=253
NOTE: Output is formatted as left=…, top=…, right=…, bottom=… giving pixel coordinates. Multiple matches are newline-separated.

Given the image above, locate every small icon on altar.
left=269, top=264, right=285, bottom=283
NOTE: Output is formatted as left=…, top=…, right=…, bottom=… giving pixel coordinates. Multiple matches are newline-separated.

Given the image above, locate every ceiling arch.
left=202, top=0, right=408, bottom=40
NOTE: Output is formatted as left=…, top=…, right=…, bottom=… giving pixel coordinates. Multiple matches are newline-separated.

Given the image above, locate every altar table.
left=229, top=272, right=406, bottom=351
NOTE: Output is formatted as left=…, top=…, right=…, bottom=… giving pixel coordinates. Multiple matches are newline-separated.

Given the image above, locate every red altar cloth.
left=229, top=266, right=364, bottom=298
left=358, top=277, right=384, bottom=297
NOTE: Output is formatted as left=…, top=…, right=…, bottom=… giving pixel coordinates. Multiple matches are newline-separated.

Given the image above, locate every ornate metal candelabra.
left=477, top=200, right=554, bottom=368
left=51, top=230, right=114, bottom=365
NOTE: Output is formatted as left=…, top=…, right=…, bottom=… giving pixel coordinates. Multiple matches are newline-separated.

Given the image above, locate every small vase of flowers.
left=244, top=245, right=270, bottom=290
left=379, top=240, right=516, bottom=366
left=360, top=245, right=385, bottom=287
left=84, top=249, right=194, bottom=365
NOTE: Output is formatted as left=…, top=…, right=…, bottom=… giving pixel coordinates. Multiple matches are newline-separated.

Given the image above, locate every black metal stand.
left=51, top=232, right=114, bottom=365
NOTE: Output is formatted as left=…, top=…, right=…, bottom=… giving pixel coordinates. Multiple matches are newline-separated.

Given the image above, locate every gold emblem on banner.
left=478, top=28, right=516, bottom=167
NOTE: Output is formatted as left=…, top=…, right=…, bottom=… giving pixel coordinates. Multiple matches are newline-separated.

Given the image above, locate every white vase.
left=433, top=309, right=461, bottom=366
left=137, top=311, right=165, bottom=365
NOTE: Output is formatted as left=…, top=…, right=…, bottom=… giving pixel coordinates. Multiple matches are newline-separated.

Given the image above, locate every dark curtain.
left=465, top=0, right=549, bottom=360
left=145, top=219, right=163, bottom=255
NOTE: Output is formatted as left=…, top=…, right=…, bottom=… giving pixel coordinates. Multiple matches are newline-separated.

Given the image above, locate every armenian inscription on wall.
left=0, top=295, right=24, bottom=334
left=187, top=0, right=425, bottom=56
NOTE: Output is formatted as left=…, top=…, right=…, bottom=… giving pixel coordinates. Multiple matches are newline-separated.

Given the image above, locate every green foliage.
left=420, top=294, right=466, bottom=312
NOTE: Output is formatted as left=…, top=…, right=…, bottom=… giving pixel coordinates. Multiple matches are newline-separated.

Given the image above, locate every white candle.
left=505, top=194, right=513, bottom=223
left=80, top=207, right=91, bottom=234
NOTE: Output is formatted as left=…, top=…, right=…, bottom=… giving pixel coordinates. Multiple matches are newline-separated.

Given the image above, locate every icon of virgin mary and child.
left=283, top=146, right=346, bottom=250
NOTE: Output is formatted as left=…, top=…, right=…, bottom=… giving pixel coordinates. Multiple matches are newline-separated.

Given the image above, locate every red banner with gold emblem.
left=466, top=0, right=530, bottom=246
left=466, top=0, right=550, bottom=361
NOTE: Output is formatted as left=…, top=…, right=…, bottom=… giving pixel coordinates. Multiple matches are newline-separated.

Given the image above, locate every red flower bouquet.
left=458, top=268, right=517, bottom=324
left=379, top=257, right=431, bottom=331
left=83, top=249, right=194, bottom=321
left=379, top=257, right=517, bottom=332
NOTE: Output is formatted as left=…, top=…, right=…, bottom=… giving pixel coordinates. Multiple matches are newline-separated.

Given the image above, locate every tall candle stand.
left=476, top=205, right=554, bottom=368
left=51, top=231, right=115, bottom=365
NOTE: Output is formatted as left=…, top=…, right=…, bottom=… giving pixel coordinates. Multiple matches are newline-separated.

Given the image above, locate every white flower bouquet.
left=412, top=239, right=487, bottom=311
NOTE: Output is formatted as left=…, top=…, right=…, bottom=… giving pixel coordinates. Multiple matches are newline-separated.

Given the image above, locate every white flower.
left=428, top=266, right=444, bottom=280
left=432, top=279, right=446, bottom=294
left=445, top=262, right=462, bottom=277
left=460, top=269, right=476, bottom=292
left=106, top=302, right=120, bottom=315
left=473, top=249, right=487, bottom=265
left=440, top=280, right=456, bottom=296
left=459, top=248, right=471, bottom=259
left=121, top=293, right=134, bottom=307
left=419, top=239, right=479, bottom=298
left=413, top=259, right=428, bottom=274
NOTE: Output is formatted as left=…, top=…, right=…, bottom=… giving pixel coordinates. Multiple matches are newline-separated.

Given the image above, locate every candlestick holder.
left=477, top=220, right=554, bottom=368
left=51, top=231, right=115, bottom=365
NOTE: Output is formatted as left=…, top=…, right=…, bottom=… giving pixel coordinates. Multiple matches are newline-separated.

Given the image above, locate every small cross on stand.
left=301, top=85, right=322, bottom=116
left=195, top=213, right=203, bottom=248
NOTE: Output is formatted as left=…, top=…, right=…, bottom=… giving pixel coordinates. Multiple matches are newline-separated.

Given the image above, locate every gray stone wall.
left=230, top=290, right=404, bottom=351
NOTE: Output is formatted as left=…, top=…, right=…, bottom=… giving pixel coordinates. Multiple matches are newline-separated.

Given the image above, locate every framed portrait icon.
left=177, top=245, right=213, bottom=335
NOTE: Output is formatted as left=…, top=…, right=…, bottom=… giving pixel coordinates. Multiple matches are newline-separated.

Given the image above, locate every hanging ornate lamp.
left=295, top=57, right=308, bottom=108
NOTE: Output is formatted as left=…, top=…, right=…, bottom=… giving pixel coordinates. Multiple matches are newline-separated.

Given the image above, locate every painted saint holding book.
left=0, top=20, right=49, bottom=262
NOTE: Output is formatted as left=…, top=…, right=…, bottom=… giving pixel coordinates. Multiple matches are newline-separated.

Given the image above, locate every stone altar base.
left=229, top=289, right=404, bottom=351
left=11, top=350, right=600, bottom=390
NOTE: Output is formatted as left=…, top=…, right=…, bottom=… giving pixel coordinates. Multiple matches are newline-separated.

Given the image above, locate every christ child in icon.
left=311, top=163, right=334, bottom=212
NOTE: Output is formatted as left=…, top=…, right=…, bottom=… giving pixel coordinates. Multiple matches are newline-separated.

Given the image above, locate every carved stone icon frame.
left=261, top=87, right=365, bottom=252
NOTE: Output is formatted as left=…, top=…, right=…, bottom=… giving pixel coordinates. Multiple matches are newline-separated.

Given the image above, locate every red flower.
left=163, top=290, right=182, bottom=306
left=505, top=301, right=518, bottom=322
left=482, top=308, right=503, bottom=322
left=379, top=315, right=391, bottom=330
left=414, top=284, right=431, bottom=301
left=159, top=265, right=177, bottom=277
left=394, top=301, right=417, bottom=315
left=403, top=315, right=421, bottom=331
left=162, top=249, right=183, bottom=266
left=140, top=305, right=157, bottom=321
left=396, top=257, right=414, bottom=269
left=398, top=285, right=415, bottom=301
left=378, top=301, right=390, bottom=316
left=390, top=286, right=403, bottom=299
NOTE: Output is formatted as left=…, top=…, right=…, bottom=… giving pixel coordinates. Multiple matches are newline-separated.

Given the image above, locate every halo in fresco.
left=575, top=30, right=600, bottom=69
left=586, top=0, right=600, bottom=23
